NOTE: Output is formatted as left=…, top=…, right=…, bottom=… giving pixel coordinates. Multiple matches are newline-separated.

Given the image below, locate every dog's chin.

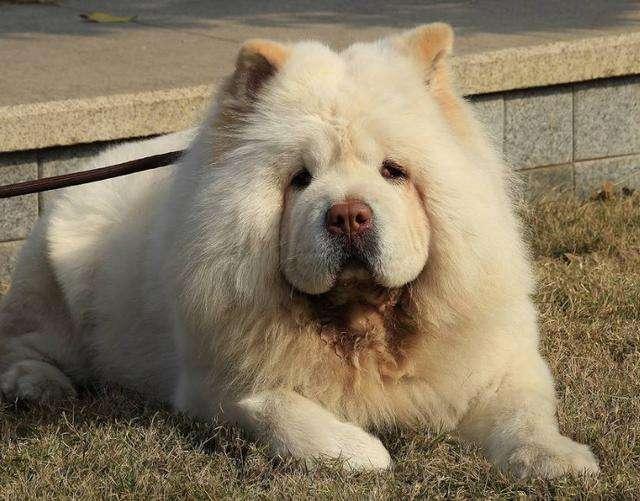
left=333, top=259, right=375, bottom=285
left=289, top=260, right=411, bottom=318
left=289, top=258, right=403, bottom=301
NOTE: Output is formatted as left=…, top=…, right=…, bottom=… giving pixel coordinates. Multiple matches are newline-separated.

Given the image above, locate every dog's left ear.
left=391, top=24, right=476, bottom=140
left=390, top=23, right=453, bottom=86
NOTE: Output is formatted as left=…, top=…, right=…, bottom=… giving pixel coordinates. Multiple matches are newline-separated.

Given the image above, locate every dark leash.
left=0, top=150, right=185, bottom=199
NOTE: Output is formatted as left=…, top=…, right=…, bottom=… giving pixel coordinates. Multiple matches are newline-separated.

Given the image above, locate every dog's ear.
left=391, top=24, right=476, bottom=141
left=390, top=23, right=453, bottom=85
left=230, top=39, right=290, bottom=100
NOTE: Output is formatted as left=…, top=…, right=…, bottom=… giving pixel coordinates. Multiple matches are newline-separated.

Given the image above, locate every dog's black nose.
left=325, top=199, right=373, bottom=237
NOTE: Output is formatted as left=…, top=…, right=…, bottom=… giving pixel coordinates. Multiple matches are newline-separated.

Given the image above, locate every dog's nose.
left=325, top=200, right=373, bottom=237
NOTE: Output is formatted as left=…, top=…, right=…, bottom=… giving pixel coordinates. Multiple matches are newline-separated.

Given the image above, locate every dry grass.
left=1, top=194, right=639, bottom=498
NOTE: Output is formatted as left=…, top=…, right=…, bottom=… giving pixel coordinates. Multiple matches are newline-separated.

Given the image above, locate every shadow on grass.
left=1, top=384, right=247, bottom=467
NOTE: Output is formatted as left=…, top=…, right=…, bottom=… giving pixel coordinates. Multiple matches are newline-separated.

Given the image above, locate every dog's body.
left=0, top=25, right=599, bottom=477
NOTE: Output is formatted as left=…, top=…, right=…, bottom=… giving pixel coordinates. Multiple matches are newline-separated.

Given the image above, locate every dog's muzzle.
left=324, top=199, right=379, bottom=274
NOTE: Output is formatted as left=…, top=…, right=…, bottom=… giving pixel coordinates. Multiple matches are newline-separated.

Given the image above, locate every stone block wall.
left=469, top=74, right=640, bottom=198
left=1, top=74, right=639, bottom=283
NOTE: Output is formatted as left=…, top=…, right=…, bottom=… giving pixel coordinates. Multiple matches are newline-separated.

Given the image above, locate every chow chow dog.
left=0, top=24, right=599, bottom=477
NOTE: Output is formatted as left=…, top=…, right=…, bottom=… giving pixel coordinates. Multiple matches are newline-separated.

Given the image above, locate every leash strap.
left=0, top=150, right=185, bottom=199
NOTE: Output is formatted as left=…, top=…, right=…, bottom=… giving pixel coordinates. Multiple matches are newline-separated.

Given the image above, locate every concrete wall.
left=470, top=74, right=640, bottom=198
left=1, top=74, right=639, bottom=284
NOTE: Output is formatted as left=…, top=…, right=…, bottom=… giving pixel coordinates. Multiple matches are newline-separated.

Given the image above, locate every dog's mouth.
left=335, top=256, right=373, bottom=282
left=281, top=224, right=424, bottom=301
left=296, top=256, right=403, bottom=313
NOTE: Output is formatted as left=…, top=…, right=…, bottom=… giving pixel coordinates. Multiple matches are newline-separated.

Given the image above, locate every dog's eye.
left=381, top=160, right=407, bottom=181
left=290, top=168, right=312, bottom=189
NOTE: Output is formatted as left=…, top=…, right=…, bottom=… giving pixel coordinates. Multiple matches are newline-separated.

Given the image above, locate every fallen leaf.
left=592, top=180, right=615, bottom=201
left=79, top=11, right=137, bottom=23
left=2, top=0, right=59, bottom=4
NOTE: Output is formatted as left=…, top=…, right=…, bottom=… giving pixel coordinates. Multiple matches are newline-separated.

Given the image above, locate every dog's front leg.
left=457, top=352, right=599, bottom=478
left=229, top=390, right=391, bottom=470
left=173, top=366, right=390, bottom=469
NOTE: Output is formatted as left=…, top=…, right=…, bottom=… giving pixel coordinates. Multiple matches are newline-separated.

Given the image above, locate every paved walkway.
left=1, top=0, right=640, bottom=150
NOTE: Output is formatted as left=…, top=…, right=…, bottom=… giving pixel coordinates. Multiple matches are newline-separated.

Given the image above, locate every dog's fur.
left=0, top=24, right=599, bottom=477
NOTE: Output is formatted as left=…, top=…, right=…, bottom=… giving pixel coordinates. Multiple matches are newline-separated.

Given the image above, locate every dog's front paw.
left=0, top=360, right=77, bottom=403
left=236, top=392, right=392, bottom=471
left=500, top=435, right=599, bottom=479
left=321, top=420, right=392, bottom=470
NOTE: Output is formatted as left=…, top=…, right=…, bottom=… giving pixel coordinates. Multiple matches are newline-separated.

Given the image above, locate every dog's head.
left=175, top=24, right=527, bottom=325
left=277, top=105, right=431, bottom=295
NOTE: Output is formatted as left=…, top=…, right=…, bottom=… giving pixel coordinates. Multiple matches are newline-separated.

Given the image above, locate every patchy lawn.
left=1, top=194, right=639, bottom=498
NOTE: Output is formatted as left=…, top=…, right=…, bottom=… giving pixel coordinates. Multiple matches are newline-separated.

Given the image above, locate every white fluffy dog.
left=0, top=24, right=599, bottom=477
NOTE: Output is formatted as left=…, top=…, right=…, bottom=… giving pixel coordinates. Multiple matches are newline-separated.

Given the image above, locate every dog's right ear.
left=229, top=39, right=290, bottom=101
left=390, top=23, right=453, bottom=87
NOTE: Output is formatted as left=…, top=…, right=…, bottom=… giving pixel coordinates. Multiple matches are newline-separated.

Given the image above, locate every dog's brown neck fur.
left=302, top=271, right=421, bottom=383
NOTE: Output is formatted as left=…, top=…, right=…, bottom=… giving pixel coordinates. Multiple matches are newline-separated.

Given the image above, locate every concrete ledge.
left=453, top=31, right=640, bottom=95
left=0, top=86, right=212, bottom=153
